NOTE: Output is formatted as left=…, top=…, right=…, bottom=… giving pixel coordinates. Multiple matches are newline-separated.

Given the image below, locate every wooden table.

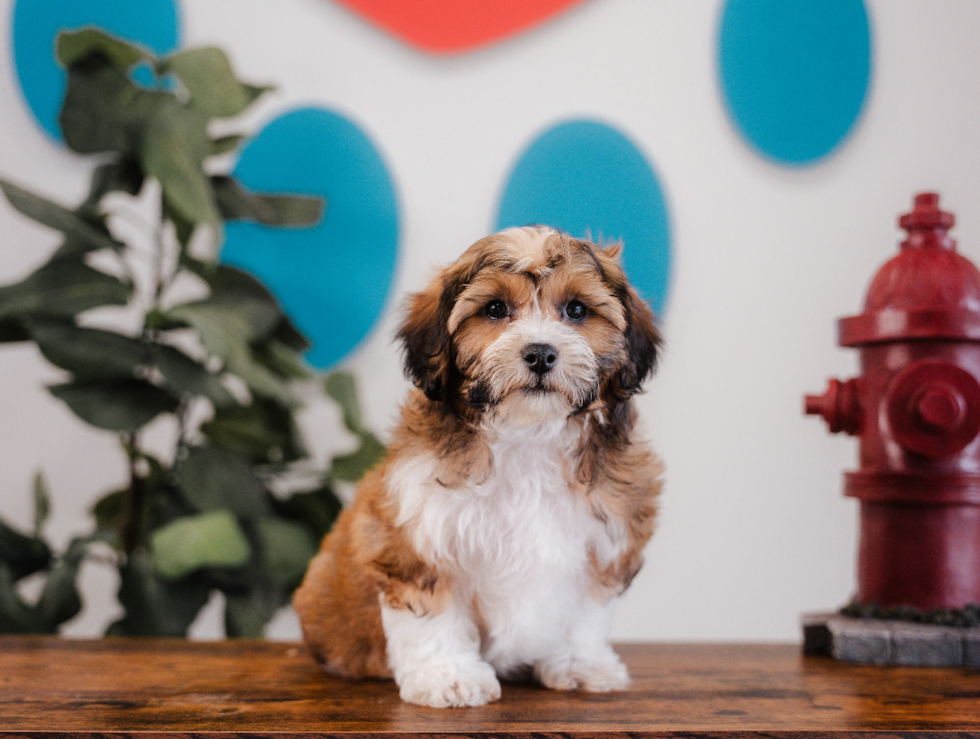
left=1, top=637, right=978, bottom=737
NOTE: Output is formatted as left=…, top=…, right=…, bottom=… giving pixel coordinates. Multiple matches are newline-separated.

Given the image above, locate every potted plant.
left=0, top=28, right=383, bottom=636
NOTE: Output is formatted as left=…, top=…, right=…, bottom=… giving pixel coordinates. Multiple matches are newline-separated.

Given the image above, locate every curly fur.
left=293, top=227, right=664, bottom=707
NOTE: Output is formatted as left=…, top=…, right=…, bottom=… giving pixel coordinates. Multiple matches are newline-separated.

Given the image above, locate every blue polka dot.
left=222, top=108, right=399, bottom=369
left=718, top=0, right=871, bottom=165
left=12, top=0, right=181, bottom=141
left=496, top=120, right=671, bottom=317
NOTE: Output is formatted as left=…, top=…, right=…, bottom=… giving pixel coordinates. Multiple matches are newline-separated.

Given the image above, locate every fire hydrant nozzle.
left=805, top=378, right=862, bottom=435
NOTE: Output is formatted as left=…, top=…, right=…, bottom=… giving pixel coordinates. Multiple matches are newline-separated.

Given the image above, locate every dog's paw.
left=398, top=660, right=502, bottom=708
left=535, top=650, right=630, bottom=693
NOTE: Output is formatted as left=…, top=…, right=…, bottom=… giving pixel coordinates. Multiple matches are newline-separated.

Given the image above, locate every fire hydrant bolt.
left=913, top=386, right=964, bottom=433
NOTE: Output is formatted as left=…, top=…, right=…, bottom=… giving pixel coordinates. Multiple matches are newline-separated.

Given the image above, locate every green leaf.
left=324, top=372, right=385, bottom=482
left=255, top=518, right=316, bottom=589
left=330, top=431, right=386, bottom=483
left=144, top=308, right=184, bottom=332
left=0, top=519, right=51, bottom=581
left=184, top=261, right=303, bottom=336
left=48, top=379, right=178, bottom=432
left=201, top=398, right=306, bottom=463
left=57, top=28, right=152, bottom=69
left=0, top=564, right=44, bottom=634
left=277, top=487, right=342, bottom=541
left=170, top=289, right=279, bottom=344
left=224, top=587, right=282, bottom=639
left=139, top=97, right=217, bottom=227
left=211, top=134, right=244, bottom=156
left=252, top=338, right=312, bottom=380
left=59, top=55, right=164, bottom=155
left=183, top=259, right=269, bottom=301
left=0, top=179, right=124, bottom=254
left=159, top=47, right=269, bottom=118
left=93, top=458, right=169, bottom=550
left=150, top=510, right=252, bottom=580
left=0, top=318, right=31, bottom=343
left=0, top=257, right=131, bottom=322
left=177, top=446, right=269, bottom=518
left=152, top=344, right=237, bottom=407
left=31, top=322, right=148, bottom=380
left=183, top=259, right=283, bottom=313
left=33, top=472, right=50, bottom=538
left=49, top=233, right=105, bottom=262
left=211, top=176, right=323, bottom=226
left=35, top=537, right=88, bottom=628
left=108, top=550, right=210, bottom=636
left=203, top=563, right=251, bottom=595
left=242, top=193, right=323, bottom=227
left=169, top=261, right=299, bottom=405
left=127, top=455, right=173, bottom=549
left=84, top=158, right=144, bottom=209
left=167, top=301, right=296, bottom=406
left=272, top=316, right=310, bottom=353
left=325, top=371, right=365, bottom=434
left=164, top=201, right=196, bottom=248
left=92, top=489, right=127, bottom=539
left=32, top=323, right=235, bottom=406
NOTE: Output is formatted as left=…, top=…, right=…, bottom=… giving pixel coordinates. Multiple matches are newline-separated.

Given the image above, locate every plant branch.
left=172, top=398, right=192, bottom=477
left=119, top=433, right=146, bottom=555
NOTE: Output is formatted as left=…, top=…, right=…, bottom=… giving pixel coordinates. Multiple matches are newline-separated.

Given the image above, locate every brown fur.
left=292, top=464, right=454, bottom=678
left=293, top=228, right=663, bottom=679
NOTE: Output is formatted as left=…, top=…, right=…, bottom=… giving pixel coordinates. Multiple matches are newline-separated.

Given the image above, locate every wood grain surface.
left=0, top=637, right=978, bottom=737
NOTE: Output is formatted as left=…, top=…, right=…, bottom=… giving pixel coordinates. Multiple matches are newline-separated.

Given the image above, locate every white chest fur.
left=388, top=419, right=622, bottom=674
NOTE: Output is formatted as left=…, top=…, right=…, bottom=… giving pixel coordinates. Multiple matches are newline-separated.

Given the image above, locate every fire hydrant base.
left=803, top=612, right=980, bottom=667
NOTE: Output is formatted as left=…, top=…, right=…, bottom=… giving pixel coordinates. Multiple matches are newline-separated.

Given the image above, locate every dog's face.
left=399, top=227, right=660, bottom=425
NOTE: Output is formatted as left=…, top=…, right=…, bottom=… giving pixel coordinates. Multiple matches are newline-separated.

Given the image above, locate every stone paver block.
left=964, top=632, right=980, bottom=667
left=830, top=619, right=892, bottom=664
left=801, top=612, right=980, bottom=667
left=892, top=624, right=963, bottom=666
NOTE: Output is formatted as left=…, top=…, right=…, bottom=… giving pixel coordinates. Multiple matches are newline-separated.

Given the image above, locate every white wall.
left=2, top=0, right=980, bottom=641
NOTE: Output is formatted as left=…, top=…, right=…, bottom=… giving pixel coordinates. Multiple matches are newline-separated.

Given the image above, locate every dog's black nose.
left=523, top=343, right=558, bottom=375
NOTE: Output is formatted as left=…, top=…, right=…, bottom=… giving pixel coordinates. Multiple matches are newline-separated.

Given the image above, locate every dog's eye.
left=564, top=300, right=587, bottom=321
left=485, top=300, right=508, bottom=319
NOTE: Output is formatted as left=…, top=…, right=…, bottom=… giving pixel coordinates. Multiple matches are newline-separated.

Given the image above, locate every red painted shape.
left=805, top=193, right=980, bottom=610
left=331, top=0, right=593, bottom=54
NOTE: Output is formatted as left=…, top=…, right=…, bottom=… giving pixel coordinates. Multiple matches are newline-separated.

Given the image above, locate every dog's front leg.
left=381, top=599, right=501, bottom=708
left=534, top=597, right=629, bottom=693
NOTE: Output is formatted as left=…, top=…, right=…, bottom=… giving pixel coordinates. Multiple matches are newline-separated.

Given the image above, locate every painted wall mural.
left=9, top=0, right=873, bottom=367
left=718, top=0, right=872, bottom=165
left=330, top=0, right=593, bottom=54
left=12, top=0, right=181, bottom=140
left=496, top=120, right=671, bottom=317
left=223, top=108, right=399, bottom=369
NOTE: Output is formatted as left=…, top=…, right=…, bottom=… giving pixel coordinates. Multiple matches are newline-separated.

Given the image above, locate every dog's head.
left=398, top=227, right=660, bottom=426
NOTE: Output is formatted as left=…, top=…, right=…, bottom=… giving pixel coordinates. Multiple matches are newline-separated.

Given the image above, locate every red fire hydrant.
left=806, top=193, right=980, bottom=611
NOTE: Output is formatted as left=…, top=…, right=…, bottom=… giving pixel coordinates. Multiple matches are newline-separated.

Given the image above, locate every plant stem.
left=120, top=201, right=178, bottom=554
left=172, top=398, right=191, bottom=478
left=153, top=217, right=166, bottom=305
left=120, top=433, right=146, bottom=555
left=154, top=194, right=186, bottom=308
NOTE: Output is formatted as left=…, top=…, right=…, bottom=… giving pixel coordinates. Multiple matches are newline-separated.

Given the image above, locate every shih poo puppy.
left=293, top=226, right=663, bottom=708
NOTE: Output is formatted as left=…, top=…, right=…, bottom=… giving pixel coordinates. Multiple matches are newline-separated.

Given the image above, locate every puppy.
left=293, top=226, right=663, bottom=708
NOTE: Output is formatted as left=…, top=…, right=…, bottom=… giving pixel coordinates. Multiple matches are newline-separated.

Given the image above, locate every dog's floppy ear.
left=596, top=243, right=662, bottom=403
left=397, top=262, right=469, bottom=403
left=615, top=285, right=661, bottom=397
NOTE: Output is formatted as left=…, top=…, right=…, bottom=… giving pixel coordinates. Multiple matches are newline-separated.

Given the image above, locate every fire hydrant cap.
left=839, top=193, right=980, bottom=346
